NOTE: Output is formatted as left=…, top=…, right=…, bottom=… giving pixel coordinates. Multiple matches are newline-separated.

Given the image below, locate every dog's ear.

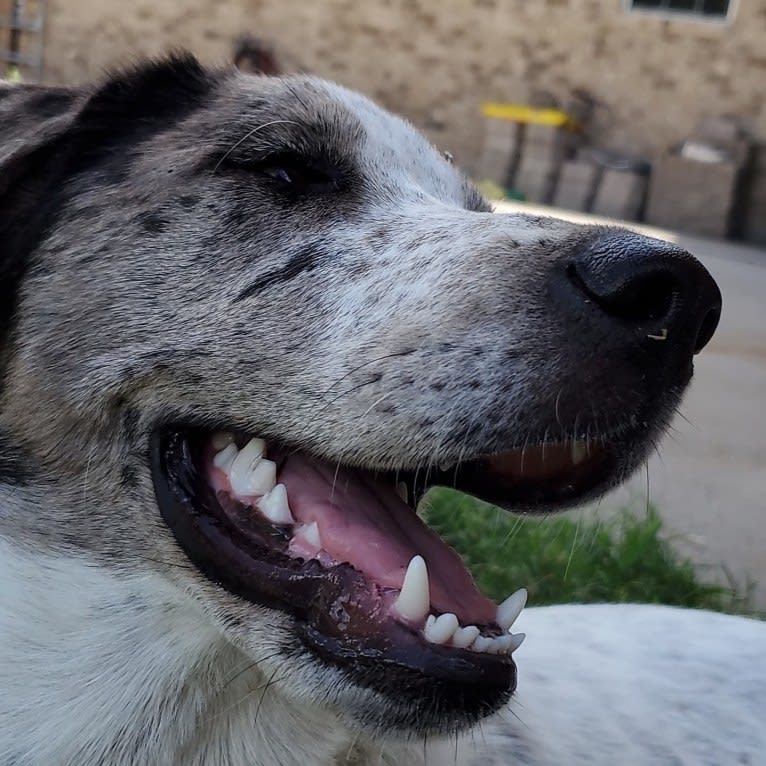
left=0, top=83, right=83, bottom=360
left=0, top=53, right=214, bottom=366
left=0, top=84, right=81, bottom=196
left=57, top=52, right=213, bottom=176
left=0, top=53, right=212, bottom=201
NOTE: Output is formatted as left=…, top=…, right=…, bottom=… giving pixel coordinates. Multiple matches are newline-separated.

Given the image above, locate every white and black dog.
left=0, top=55, right=763, bottom=765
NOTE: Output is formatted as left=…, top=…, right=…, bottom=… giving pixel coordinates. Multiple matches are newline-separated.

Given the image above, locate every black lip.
left=403, top=439, right=622, bottom=514
left=151, top=427, right=516, bottom=725
left=460, top=448, right=616, bottom=509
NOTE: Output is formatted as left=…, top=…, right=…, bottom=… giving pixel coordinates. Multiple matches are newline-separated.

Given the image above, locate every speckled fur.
left=0, top=57, right=763, bottom=765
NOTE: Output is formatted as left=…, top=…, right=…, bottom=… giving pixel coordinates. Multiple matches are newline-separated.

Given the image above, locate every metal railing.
left=1, top=0, right=47, bottom=81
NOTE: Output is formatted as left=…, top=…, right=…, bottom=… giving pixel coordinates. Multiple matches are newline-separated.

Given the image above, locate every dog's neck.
left=0, top=524, right=436, bottom=766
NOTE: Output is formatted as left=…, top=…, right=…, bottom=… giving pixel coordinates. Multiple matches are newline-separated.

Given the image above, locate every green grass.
left=423, top=487, right=744, bottom=612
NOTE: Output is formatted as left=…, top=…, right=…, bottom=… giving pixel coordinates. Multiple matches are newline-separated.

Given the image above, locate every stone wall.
left=25, top=0, right=766, bottom=173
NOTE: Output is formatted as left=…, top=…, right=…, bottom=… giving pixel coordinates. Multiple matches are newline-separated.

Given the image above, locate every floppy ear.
left=0, top=84, right=81, bottom=194
left=0, top=54, right=213, bottom=354
left=0, top=83, right=84, bottom=353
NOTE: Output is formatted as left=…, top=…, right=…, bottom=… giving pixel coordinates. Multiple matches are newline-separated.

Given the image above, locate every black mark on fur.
left=0, top=432, right=32, bottom=486
left=77, top=244, right=111, bottom=266
left=121, top=463, right=139, bottom=489
left=122, top=408, right=141, bottom=443
left=178, top=194, right=200, bottom=209
left=236, top=244, right=322, bottom=301
left=136, top=210, right=170, bottom=234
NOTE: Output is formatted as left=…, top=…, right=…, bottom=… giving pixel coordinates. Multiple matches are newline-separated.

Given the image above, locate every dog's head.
left=0, top=56, right=721, bottom=738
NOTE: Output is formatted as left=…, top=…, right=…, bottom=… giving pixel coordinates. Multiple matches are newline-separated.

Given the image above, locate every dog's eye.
left=256, top=153, right=337, bottom=190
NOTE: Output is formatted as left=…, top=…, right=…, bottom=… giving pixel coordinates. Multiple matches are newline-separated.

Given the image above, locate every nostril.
left=566, top=263, right=678, bottom=323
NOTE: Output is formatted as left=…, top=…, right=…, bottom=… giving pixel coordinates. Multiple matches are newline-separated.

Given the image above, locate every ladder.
left=1, top=0, right=47, bottom=82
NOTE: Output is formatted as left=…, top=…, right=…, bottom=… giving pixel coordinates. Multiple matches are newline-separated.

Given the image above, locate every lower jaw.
left=316, top=625, right=516, bottom=735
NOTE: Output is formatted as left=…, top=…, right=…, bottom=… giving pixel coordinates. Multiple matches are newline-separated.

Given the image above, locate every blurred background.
left=3, top=0, right=764, bottom=612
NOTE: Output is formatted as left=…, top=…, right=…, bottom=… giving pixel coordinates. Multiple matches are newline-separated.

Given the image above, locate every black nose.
left=567, top=231, right=722, bottom=355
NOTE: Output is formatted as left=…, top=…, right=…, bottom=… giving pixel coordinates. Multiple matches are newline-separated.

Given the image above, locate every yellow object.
left=5, top=65, right=23, bottom=83
left=482, top=102, right=579, bottom=130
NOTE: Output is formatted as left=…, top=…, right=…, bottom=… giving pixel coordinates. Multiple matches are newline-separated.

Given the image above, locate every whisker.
left=321, top=350, right=417, bottom=395
left=212, top=119, right=301, bottom=173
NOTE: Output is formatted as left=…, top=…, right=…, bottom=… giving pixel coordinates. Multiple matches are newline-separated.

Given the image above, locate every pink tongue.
left=278, top=453, right=497, bottom=625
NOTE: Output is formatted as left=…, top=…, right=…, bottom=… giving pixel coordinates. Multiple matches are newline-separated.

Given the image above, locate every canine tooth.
left=507, top=632, right=526, bottom=652
left=393, top=555, right=430, bottom=622
left=211, top=432, right=236, bottom=450
left=451, top=625, right=481, bottom=649
left=571, top=440, right=588, bottom=465
left=213, top=443, right=238, bottom=472
left=396, top=482, right=408, bottom=503
left=257, top=484, right=293, bottom=525
left=302, top=521, right=321, bottom=548
left=496, top=588, right=527, bottom=631
left=424, top=613, right=459, bottom=645
left=472, top=635, right=493, bottom=653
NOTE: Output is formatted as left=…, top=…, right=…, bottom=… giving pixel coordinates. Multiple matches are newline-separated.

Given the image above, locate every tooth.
left=571, top=440, right=588, bottom=465
left=211, top=432, right=236, bottom=450
left=257, top=484, right=293, bottom=525
left=438, top=459, right=452, bottom=472
left=472, top=635, right=493, bottom=653
left=424, top=612, right=459, bottom=644
left=231, top=438, right=265, bottom=469
left=251, top=460, right=277, bottom=494
left=229, top=439, right=268, bottom=495
left=393, top=555, right=430, bottom=622
left=229, top=438, right=271, bottom=495
left=485, top=637, right=504, bottom=654
left=213, top=443, right=238, bottom=472
left=489, top=634, right=525, bottom=655
left=396, top=482, right=408, bottom=503
left=507, top=632, right=526, bottom=652
left=496, top=588, right=527, bottom=631
left=234, top=458, right=276, bottom=496
left=451, top=625, right=480, bottom=648
left=493, top=634, right=515, bottom=654
left=301, top=521, right=321, bottom=548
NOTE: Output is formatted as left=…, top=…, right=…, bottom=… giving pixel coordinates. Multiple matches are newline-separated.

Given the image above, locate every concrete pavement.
left=495, top=201, right=766, bottom=609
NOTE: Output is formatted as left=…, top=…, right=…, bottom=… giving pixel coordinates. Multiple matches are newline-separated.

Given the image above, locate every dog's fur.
left=1, top=56, right=763, bottom=765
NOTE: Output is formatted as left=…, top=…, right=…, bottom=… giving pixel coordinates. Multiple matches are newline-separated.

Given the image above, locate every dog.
left=1, top=54, right=763, bottom=765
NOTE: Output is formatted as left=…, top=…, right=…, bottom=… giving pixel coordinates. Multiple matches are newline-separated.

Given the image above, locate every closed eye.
left=257, top=152, right=338, bottom=189
left=219, top=149, right=342, bottom=193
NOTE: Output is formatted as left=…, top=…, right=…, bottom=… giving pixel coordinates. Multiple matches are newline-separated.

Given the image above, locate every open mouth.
left=152, top=426, right=620, bottom=727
